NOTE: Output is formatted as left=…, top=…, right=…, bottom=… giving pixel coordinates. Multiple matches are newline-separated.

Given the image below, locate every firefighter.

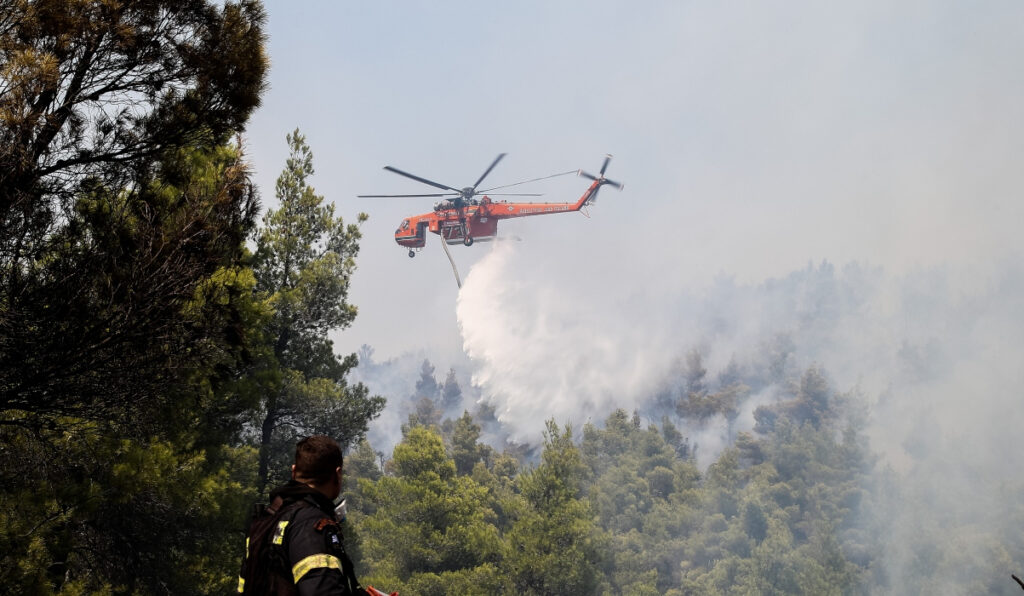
left=239, top=436, right=364, bottom=595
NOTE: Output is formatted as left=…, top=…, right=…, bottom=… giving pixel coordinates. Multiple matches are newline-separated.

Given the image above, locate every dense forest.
left=342, top=348, right=1023, bottom=595
left=2, top=1, right=1022, bottom=594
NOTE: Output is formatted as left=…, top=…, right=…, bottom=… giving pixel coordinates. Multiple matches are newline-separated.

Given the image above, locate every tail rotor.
left=578, top=154, right=623, bottom=204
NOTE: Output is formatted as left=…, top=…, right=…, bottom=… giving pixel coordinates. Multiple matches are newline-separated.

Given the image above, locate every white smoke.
left=456, top=240, right=677, bottom=443
left=456, top=238, right=1024, bottom=589
left=458, top=245, right=1024, bottom=452
left=864, top=263, right=1024, bottom=593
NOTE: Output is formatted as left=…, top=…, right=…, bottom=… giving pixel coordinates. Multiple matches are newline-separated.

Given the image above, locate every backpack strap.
left=322, top=519, right=363, bottom=594
left=293, top=511, right=365, bottom=594
left=239, top=496, right=313, bottom=595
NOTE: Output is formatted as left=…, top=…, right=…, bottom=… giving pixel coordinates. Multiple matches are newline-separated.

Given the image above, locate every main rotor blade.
left=578, top=170, right=599, bottom=181
left=479, top=169, right=578, bottom=193
left=383, top=166, right=460, bottom=192
left=357, top=193, right=458, bottom=198
left=472, top=153, right=506, bottom=190
left=603, top=178, right=623, bottom=190
left=482, top=193, right=543, bottom=196
left=600, top=154, right=612, bottom=175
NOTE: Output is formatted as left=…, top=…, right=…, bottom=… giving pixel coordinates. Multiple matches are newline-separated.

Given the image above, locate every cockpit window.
left=401, top=219, right=410, bottom=230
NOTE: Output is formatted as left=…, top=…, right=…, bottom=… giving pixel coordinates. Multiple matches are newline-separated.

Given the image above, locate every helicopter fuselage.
left=394, top=180, right=601, bottom=249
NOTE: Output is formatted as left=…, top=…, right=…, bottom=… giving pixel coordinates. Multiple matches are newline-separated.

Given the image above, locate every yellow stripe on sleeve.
left=291, top=553, right=343, bottom=583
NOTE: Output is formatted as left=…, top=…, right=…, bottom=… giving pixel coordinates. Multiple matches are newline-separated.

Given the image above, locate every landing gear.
left=408, top=249, right=416, bottom=258
left=463, top=236, right=474, bottom=247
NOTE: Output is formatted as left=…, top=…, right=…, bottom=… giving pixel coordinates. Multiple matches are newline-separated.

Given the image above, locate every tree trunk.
left=257, top=391, right=279, bottom=494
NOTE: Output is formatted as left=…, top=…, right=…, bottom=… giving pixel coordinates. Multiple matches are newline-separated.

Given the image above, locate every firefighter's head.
left=292, top=435, right=344, bottom=499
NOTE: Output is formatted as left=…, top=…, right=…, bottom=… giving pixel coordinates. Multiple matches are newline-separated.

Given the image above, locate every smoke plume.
left=456, top=239, right=1024, bottom=589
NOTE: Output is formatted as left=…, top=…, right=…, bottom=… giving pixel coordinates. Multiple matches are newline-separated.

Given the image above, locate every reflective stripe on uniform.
left=291, top=553, right=343, bottom=583
left=238, top=533, right=250, bottom=593
left=272, top=520, right=289, bottom=545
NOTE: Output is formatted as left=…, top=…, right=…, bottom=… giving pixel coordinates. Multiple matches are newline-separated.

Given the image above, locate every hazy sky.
left=245, top=1, right=1024, bottom=363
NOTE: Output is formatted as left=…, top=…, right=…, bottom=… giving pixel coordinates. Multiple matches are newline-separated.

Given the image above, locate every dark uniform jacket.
left=240, top=481, right=363, bottom=596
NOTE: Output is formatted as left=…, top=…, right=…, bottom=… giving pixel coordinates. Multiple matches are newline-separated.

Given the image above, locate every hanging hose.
left=439, top=230, right=463, bottom=288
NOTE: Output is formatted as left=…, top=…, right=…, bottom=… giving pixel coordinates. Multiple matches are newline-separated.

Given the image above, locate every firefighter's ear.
left=330, top=467, right=343, bottom=499
left=291, top=464, right=297, bottom=480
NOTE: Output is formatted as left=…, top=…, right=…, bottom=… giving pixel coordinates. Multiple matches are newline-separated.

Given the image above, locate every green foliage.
left=403, top=396, right=444, bottom=435
left=0, top=5, right=376, bottom=590
left=357, top=427, right=504, bottom=592
left=675, top=351, right=748, bottom=423
left=1, top=0, right=268, bottom=293
left=506, top=499, right=609, bottom=595
left=0, top=422, right=260, bottom=594
left=412, top=360, right=440, bottom=403
left=2, top=142, right=260, bottom=428
left=506, top=421, right=609, bottom=595
left=440, top=368, right=463, bottom=411
left=449, top=411, right=493, bottom=476
left=1, top=129, right=268, bottom=593
left=0, top=4, right=385, bottom=593
left=249, top=129, right=383, bottom=489
left=345, top=367, right=889, bottom=595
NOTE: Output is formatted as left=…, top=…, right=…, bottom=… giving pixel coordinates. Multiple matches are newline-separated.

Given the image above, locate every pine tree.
left=0, top=143, right=268, bottom=594
left=1, top=0, right=267, bottom=429
left=0, top=2, right=269, bottom=588
left=413, top=359, right=440, bottom=402
left=357, top=427, right=504, bottom=594
left=507, top=421, right=609, bottom=594
left=251, top=129, right=384, bottom=490
left=449, top=411, right=493, bottom=476
left=441, top=367, right=463, bottom=411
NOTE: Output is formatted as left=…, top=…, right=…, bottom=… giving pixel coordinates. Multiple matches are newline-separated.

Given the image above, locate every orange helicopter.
left=359, top=154, right=622, bottom=258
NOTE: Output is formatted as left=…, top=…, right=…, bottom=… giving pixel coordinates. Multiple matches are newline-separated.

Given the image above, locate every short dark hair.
left=293, top=436, right=343, bottom=485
